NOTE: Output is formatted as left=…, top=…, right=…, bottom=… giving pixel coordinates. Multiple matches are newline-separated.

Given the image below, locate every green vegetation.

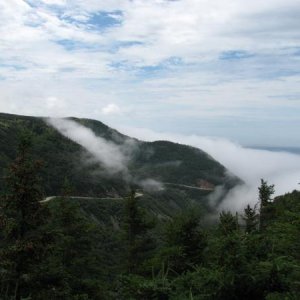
left=0, top=114, right=299, bottom=299
left=0, top=134, right=52, bottom=299
left=116, top=185, right=300, bottom=300
left=0, top=112, right=239, bottom=216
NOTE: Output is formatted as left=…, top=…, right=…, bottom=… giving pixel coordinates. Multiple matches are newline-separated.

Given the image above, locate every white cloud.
left=45, top=96, right=68, bottom=117
left=0, top=0, right=299, bottom=145
left=138, top=178, right=165, bottom=192
left=101, top=103, right=122, bottom=115
left=46, top=118, right=166, bottom=192
left=42, top=0, right=66, bottom=5
left=47, top=117, right=131, bottom=175
left=116, top=126, right=300, bottom=211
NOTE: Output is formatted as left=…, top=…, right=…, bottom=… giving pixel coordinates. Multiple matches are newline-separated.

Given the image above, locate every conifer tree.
left=258, top=179, right=275, bottom=231
left=48, top=180, right=105, bottom=299
left=123, top=190, right=155, bottom=274
left=0, top=133, right=51, bottom=299
left=218, top=211, right=239, bottom=236
left=163, top=210, right=207, bottom=274
left=243, top=204, right=258, bottom=233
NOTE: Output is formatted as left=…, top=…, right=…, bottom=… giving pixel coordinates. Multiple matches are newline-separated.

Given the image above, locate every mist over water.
left=117, top=126, right=300, bottom=212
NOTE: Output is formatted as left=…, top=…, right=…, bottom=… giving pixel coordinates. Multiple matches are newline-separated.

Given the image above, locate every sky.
left=0, top=0, right=300, bottom=146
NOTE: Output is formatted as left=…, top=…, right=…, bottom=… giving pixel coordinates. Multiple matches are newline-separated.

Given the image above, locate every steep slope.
left=0, top=113, right=239, bottom=215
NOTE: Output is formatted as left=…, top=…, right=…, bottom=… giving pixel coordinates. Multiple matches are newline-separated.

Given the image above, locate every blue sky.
left=0, top=0, right=300, bottom=146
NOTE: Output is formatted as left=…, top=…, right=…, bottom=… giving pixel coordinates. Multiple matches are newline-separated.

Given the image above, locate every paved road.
left=164, top=182, right=213, bottom=191
left=41, top=193, right=143, bottom=203
left=41, top=183, right=210, bottom=203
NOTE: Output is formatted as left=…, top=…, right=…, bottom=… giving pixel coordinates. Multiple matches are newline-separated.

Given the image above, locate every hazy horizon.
left=2, top=110, right=300, bottom=149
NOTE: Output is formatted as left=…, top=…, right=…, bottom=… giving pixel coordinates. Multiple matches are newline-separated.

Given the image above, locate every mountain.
left=0, top=112, right=240, bottom=217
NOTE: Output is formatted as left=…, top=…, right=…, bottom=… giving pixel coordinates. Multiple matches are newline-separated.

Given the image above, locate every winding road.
left=41, top=192, right=144, bottom=203
left=41, top=182, right=212, bottom=203
left=164, top=182, right=214, bottom=191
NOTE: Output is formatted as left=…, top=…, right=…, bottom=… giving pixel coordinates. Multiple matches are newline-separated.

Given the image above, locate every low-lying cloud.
left=138, top=179, right=165, bottom=193
left=117, top=126, right=300, bottom=212
left=47, top=118, right=131, bottom=176
left=46, top=118, right=165, bottom=191
left=46, top=119, right=300, bottom=211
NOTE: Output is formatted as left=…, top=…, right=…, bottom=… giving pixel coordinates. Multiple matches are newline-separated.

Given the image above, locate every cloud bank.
left=46, top=118, right=299, bottom=209
left=47, top=118, right=131, bottom=176
left=47, top=118, right=165, bottom=191
left=118, top=126, right=300, bottom=211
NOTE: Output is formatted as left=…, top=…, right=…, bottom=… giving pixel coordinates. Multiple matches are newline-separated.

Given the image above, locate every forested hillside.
left=0, top=135, right=299, bottom=299
left=0, top=113, right=239, bottom=216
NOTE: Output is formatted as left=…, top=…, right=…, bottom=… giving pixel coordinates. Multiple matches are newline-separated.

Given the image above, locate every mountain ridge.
left=0, top=112, right=240, bottom=215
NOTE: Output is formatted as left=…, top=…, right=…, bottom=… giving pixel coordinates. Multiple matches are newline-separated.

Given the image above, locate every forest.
left=0, top=135, right=299, bottom=300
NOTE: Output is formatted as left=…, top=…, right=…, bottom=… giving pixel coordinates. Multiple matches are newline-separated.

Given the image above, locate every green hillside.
left=0, top=112, right=239, bottom=216
left=0, top=112, right=298, bottom=299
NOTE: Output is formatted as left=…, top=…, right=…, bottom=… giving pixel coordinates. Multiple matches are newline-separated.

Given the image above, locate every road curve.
left=41, top=193, right=143, bottom=203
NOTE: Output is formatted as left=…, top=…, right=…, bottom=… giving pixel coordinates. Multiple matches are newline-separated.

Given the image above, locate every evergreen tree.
left=243, top=204, right=258, bottom=233
left=258, top=179, right=275, bottom=231
left=47, top=182, right=106, bottom=299
left=163, top=210, right=207, bottom=274
left=123, top=190, right=155, bottom=275
left=0, top=134, right=52, bottom=299
left=259, top=179, right=275, bottom=207
left=218, top=211, right=239, bottom=236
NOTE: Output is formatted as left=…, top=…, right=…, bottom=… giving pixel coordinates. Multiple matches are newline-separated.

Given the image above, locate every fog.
left=47, top=118, right=131, bottom=176
left=46, top=119, right=300, bottom=211
left=138, top=179, right=165, bottom=192
left=117, top=126, right=300, bottom=212
left=46, top=118, right=164, bottom=191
